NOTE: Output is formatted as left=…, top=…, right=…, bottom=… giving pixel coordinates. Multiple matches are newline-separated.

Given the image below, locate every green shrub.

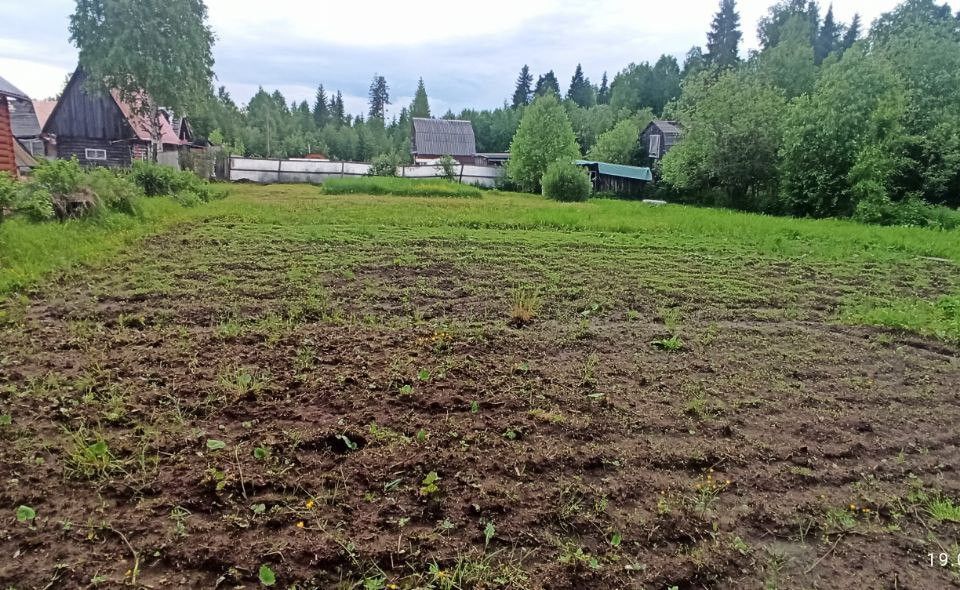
left=130, top=161, right=179, bottom=196
left=173, top=190, right=203, bottom=208
left=322, top=177, right=481, bottom=198
left=437, top=155, right=458, bottom=182
left=853, top=196, right=960, bottom=230
left=15, top=185, right=55, bottom=221
left=82, top=168, right=144, bottom=216
left=33, top=158, right=83, bottom=195
left=542, top=161, right=592, bottom=202
left=0, top=172, right=16, bottom=222
left=130, top=161, right=227, bottom=203
left=369, top=154, right=398, bottom=177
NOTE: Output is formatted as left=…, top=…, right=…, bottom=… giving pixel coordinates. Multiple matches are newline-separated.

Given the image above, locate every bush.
left=853, top=195, right=960, bottom=230
left=369, top=154, right=398, bottom=177
left=82, top=168, right=144, bottom=216
left=130, top=161, right=228, bottom=203
left=33, top=158, right=83, bottom=196
left=542, top=161, right=592, bottom=202
left=0, top=172, right=16, bottom=222
left=322, top=177, right=481, bottom=198
left=436, top=155, right=458, bottom=182
left=15, top=185, right=55, bottom=221
left=173, top=190, right=203, bottom=208
left=130, top=161, right=179, bottom=196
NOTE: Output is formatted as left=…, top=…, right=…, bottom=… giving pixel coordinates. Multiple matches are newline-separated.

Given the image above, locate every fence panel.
left=230, top=157, right=500, bottom=188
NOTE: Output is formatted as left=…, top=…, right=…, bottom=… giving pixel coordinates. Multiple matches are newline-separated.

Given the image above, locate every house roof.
left=9, top=97, right=41, bottom=138
left=647, top=120, right=683, bottom=148
left=112, top=91, right=183, bottom=145
left=0, top=75, right=29, bottom=101
left=575, top=160, right=654, bottom=182
left=412, top=118, right=477, bottom=156
left=32, top=100, right=56, bottom=129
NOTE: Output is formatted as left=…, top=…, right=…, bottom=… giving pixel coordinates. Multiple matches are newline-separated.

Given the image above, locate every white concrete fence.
left=229, top=157, right=500, bottom=187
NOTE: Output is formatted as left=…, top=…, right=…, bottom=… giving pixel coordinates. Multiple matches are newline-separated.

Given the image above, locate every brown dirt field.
left=1, top=206, right=959, bottom=589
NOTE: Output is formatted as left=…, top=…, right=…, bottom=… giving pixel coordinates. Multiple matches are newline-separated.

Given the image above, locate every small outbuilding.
left=43, top=68, right=185, bottom=168
left=575, top=160, right=653, bottom=197
left=0, top=75, right=32, bottom=177
left=411, top=118, right=479, bottom=165
left=640, top=120, right=682, bottom=163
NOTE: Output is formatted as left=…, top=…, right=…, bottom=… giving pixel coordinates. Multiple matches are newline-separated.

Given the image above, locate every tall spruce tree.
left=706, top=0, right=743, bottom=69
left=330, top=91, right=345, bottom=127
left=512, top=65, right=533, bottom=108
left=596, top=72, right=610, bottom=105
left=313, top=84, right=330, bottom=128
left=815, top=4, right=840, bottom=64
left=368, top=75, right=390, bottom=120
left=841, top=13, right=861, bottom=50
left=410, top=77, right=431, bottom=118
left=534, top=71, right=561, bottom=98
left=566, top=64, right=594, bottom=107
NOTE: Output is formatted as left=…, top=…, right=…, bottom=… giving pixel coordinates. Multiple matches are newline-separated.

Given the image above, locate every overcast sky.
left=0, top=0, right=908, bottom=117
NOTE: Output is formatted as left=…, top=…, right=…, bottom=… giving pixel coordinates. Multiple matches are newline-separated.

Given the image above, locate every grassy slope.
left=3, top=184, right=958, bottom=340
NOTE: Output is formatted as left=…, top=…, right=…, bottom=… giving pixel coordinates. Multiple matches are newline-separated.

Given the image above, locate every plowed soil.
left=1, top=187, right=959, bottom=589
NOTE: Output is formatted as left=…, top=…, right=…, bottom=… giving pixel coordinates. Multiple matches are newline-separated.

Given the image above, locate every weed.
left=170, top=506, right=190, bottom=538
left=64, top=428, right=118, bottom=479
left=557, top=542, right=601, bottom=570
left=509, top=285, right=541, bottom=327
left=927, top=497, right=960, bottom=523
left=652, top=335, right=684, bottom=351
left=420, top=471, right=441, bottom=496
left=16, top=505, right=36, bottom=523
left=218, top=366, right=270, bottom=397
left=692, top=470, right=730, bottom=515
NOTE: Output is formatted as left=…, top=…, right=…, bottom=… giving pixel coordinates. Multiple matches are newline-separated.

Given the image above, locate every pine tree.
left=313, top=84, right=330, bottom=128
left=368, top=75, right=390, bottom=121
left=706, top=0, right=743, bottom=69
left=841, top=13, right=861, bottom=50
left=815, top=4, right=840, bottom=64
left=566, top=64, right=594, bottom=107
left=512, top=65, right=533, bottom=108
left=534, top=71, right=561, bottom=98
left=410, top=77, right=431, bottom=118
left=330, top=91, right=345, bottom=127
left=596, top=72, right=610, bottom=105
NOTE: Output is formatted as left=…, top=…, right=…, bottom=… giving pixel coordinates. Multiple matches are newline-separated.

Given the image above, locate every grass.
left=0, top=196, right=200, bottom=298
left=842, top=293, right=960, bottom=344
left=321, top=176, right=483, bottom=198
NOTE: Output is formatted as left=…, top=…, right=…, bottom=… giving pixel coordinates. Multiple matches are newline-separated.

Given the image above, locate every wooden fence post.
left=459, top=164, right=464, bottom=184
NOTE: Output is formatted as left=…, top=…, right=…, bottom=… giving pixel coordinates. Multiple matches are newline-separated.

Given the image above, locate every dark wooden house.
left=43, top=68, right=184, bottom=167
left=575, top=160, right=653, bottom=197
left=411, top=118, right=479, bottom=165
left=640, top=120, right=682, bottom=163
left=0, top=75, right=30, bottom=177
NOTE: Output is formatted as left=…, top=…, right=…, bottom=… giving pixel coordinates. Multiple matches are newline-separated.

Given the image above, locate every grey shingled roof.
left=651, top=120, right=683, bottom=148
left=9, top=99, right=41, bottom=137
left=0, top=75, right=29, bottom=101
left=412, top=118, right=477, bottom=156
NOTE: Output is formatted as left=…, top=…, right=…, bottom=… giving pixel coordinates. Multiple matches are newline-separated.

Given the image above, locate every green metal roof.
left=575, top=160, right=653, bottom=182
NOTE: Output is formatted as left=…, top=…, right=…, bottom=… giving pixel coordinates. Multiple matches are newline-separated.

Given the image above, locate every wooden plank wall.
left=57, top=138, right=137, bottom=168
left=0, top=97, right=17, bottom=176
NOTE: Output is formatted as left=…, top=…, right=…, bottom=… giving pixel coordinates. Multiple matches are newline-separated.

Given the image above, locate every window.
left=85, top=148, right=107, bottom=161
left=648, top=134, right=661, bottom=159
left=26, top=139, right=44, bottom=157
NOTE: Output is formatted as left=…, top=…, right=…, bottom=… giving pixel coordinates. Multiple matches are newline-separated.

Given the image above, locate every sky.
left=0, top=0, right=907, bottom=118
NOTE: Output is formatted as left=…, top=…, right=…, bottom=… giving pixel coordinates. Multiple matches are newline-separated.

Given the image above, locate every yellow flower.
left=436, top=570, right=448, bottom=579
left=305, top=499, right=315, bottom=509
left=849, top=504, right=857, bottom=511
left=296, top=521, right=305, bottom=528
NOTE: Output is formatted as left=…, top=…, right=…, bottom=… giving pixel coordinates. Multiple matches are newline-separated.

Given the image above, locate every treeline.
left=661, top=0, right=960, bottom=222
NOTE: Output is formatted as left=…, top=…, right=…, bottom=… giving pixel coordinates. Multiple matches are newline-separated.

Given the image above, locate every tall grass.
left=0, top=198, right=195, bottom=297
left=322, top=177, right=482, bottom=198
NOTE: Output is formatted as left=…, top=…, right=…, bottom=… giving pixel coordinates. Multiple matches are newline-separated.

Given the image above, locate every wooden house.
left=640, top=120, right=682, bottom=163
left=411, top=118, right=479, bottom=165
left=43, top=68, right=184, bottom=168
left=0, top=75, right=31, bottom=177
left=574, top=160, right=653, bottom=197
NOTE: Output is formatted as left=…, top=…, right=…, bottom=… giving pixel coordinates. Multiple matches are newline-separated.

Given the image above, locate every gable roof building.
left=43, top=68, right=185, bottom=167
left=411, top=118, right=478, bottom=165
left=641, top=120, right=683, bottom=162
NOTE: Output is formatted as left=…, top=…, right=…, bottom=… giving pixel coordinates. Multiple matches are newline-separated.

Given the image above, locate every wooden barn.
left=0, top=75, right=31, bottom=177
left=43, top=68, right=184, bottom=168
left=640, top=120, right=682, bottom=163
left=575, top=160, right=653, bottom=197
left=411, top=118, right=479, bottom=165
